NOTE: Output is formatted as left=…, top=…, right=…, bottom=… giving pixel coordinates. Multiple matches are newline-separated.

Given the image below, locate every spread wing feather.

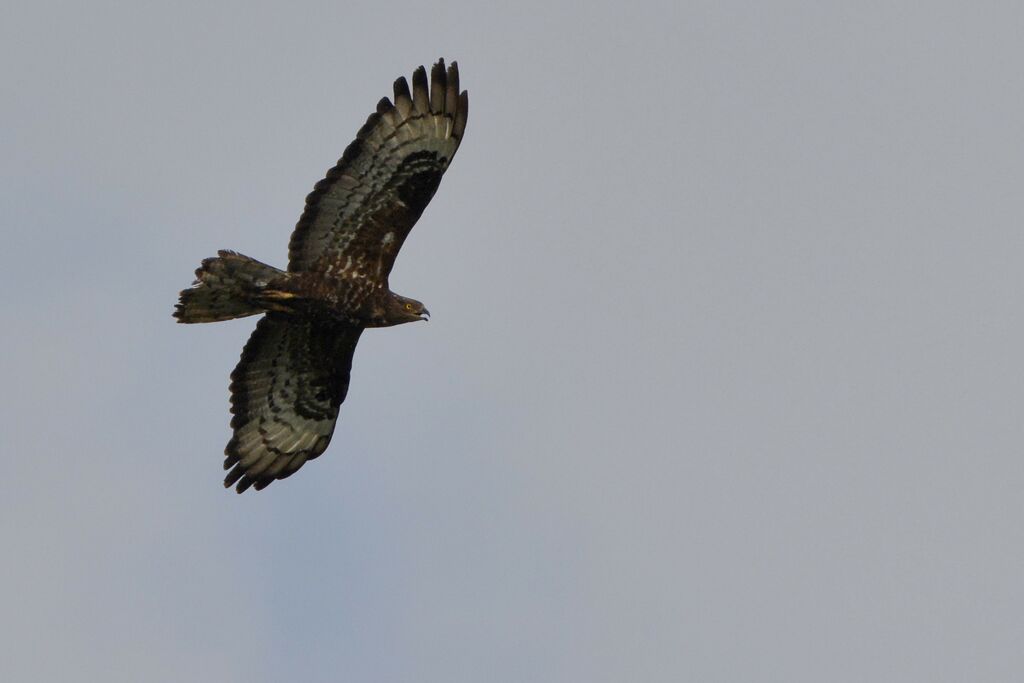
left=287, top=59, right=469, bottom=279
left=223, top=314, right=363, bottom=493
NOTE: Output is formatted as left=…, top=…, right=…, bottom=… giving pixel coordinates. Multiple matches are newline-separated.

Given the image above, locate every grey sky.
left=3, top=1, right=1023, bottom=681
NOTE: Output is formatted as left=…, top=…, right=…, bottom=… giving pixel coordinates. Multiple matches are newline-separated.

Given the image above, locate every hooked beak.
left=419, top=308, right=430, bottom=321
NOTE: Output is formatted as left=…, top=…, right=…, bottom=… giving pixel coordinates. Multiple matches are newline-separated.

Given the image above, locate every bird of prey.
left=174, top=59, right=468, bottom=493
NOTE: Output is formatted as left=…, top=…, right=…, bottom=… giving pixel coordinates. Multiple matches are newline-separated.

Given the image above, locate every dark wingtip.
left=430, top=59, right=447, bottom=112
left=235, top=474, right=256, bottom=493
left=393, top=75, right=411, bottom=103
left=393, top=75, right=413, bottom=118
left=356, top=112, right=381, bottom=139
left=224, top=463, right=245, bottom=489
left=412, top=65, right=430, bottom=113
left=445, top=62, right=460, bottom=114
left=453, top=90, right=469, bottom=139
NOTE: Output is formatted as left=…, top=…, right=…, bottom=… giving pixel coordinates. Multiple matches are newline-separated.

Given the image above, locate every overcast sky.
left=3, top=1, right=1024, bottom=681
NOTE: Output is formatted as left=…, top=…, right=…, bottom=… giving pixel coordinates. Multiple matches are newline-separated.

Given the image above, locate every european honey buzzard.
left=174, top=59, right=468, bottom=493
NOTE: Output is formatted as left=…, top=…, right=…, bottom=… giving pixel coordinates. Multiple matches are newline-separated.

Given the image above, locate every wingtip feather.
left=445, top=62, right=459, bottom=114
left=430, top=59, right=447, bottom=112
left=224, top=465, right=244, bottom=489
left=412, top=65, right=430, bottom=114
left=453, top=90, right=469, bottom=139
left=393, top=76, right=413, bottom=119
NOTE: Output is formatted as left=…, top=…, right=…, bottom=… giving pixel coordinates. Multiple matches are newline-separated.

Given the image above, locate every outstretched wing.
left=287, top=59, right=468, bottom=280
left=223, top=314, right=363, bottom=493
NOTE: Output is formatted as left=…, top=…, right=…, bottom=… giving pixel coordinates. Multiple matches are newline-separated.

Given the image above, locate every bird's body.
left=247, top=266, right=426, bottom=327
left=174, top=59, right=468, bottom=492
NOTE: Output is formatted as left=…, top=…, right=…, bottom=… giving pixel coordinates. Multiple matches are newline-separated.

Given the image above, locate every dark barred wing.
left=287, top=59, right=468, bottom=280
left=223, top=314, right=364, bottom=493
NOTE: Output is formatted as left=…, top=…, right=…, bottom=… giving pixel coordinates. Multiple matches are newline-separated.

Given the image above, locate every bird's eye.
left=405, top=303, right=413, bottom=310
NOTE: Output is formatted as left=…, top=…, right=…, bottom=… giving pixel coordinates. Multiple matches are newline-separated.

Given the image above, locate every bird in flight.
left=174, top=59, right=468, bottom=493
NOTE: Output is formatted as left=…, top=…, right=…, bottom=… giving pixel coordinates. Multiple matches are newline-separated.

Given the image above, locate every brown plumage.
left=174, top=59, right=468, bottom=493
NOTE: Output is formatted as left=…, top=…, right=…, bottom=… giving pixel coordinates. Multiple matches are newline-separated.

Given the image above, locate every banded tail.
left=174, top=250, right=284, bottom=323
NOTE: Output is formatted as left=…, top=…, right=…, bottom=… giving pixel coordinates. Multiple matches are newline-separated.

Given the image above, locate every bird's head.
left=387, top=294, right=430, bottom=325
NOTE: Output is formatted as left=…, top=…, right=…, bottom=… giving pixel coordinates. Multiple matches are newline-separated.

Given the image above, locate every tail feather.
left=174, top=251, right=283, bottom=323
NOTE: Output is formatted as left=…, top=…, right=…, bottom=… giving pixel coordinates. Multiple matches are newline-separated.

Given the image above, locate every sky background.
left=3, top=1, right=1024, bottom=681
